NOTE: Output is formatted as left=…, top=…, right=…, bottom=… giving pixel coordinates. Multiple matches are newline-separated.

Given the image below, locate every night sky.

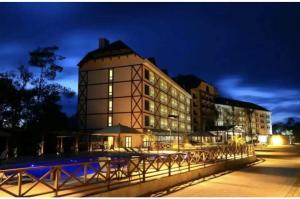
left=0, top=3, right=300, bottom=123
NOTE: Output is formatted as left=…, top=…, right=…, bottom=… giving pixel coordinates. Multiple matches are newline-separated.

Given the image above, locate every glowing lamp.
left=258, top=135, right=268, bottom=144
left=271, top=135, right=283, bottom=146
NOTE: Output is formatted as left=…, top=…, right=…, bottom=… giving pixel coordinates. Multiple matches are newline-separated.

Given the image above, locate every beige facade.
left=191, top=81, right=218, bottom=132
left=215, top=97, right=272, bottom=142
left=78, top=39, right=192, bottom=145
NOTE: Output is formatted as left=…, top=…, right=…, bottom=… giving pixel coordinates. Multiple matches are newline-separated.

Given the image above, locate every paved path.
left=163, top=145, right=300, bottom=197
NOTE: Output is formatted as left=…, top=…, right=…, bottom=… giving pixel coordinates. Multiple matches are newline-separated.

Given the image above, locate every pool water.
left=1, top=155, right=130, bottom=179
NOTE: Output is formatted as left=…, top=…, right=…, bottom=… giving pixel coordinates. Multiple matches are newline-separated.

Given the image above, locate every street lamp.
left=168, top=114, right=180, bottom=152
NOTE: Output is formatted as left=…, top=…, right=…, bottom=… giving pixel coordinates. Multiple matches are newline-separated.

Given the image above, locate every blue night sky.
left=0, top=3, right=300, bottom=123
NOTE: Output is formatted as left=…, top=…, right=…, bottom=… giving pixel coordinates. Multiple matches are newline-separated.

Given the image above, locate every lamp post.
left=168, top=114, right=179, bottom=152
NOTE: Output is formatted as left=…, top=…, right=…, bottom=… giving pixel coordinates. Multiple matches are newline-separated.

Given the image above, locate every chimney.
left=99, top=38, right=109, bottom=49
left=148, top=57, right=156, bottom=65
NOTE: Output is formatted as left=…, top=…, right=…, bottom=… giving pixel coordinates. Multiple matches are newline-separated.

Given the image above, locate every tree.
left=0, top=46, right=75, bottom=156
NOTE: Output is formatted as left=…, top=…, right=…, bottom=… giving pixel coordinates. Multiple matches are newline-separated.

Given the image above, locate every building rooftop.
left=78, top=40, right=137, bottom=66
left=215, top=97, right=269, bottom=112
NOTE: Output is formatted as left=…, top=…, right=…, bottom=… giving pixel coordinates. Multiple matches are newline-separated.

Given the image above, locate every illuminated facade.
left=78, top=38, right=192, bottom=147
left=215, top=97, right=272, bottom=143
left=191, top=81, right=218, bottom=132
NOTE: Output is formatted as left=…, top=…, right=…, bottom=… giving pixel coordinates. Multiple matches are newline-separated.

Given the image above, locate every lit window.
left=172, top=88, right=177, bottom=96
left=125, top=136, right=132, bottom=147
left=109, top=69, right=113, bottom=81
left=160, top=105, right=167, bottom=116
left=109, top=84, right=113, bottom=96
left=144, top=115, right=154, bottom=127
left=180, top=94, right=184, bottom=102
left=150, top=87, right=155, bottom=97
left=145, top=100, right=154, bottom=112
left=172, top=99, right=178, bottom=108
left=160, top=119, right=168, bottom=129
left=149, top=71, right=155, bottom=83
left=180, top=113, right=185, bottom=121
left=180, top=123, right=185, bottom=130
left=108, top=115, right=112, bottom=126
left=160, top=80, right=167, bottom=91
left=108, top=100, right=113, bottom=111
left=160, top=93, right=167, bottom=103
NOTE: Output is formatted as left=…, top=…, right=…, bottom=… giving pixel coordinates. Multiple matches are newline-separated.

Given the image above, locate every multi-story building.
left=78, top=38, right=192, bottom=149
left=214, top=97, right=272, bottom=143
left=191, top=81, right=218, bottom=133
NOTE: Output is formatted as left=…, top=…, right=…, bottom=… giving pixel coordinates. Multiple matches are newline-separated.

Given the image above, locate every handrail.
left=0, top=144, right=255, bottom=197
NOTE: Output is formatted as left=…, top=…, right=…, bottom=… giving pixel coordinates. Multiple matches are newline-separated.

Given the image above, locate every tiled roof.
left=78, top=40, right=138, bottom=66
left=215, top=97, right=269, bottom=111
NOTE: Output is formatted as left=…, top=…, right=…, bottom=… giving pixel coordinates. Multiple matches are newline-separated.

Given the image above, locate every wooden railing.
left=0, top=144, right=255, bottom=197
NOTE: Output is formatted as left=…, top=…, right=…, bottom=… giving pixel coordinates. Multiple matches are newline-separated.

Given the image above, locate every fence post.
left=168, top=154, right=171, bottom=176
left=17, top=171, right=22, bottom=197
left=187, top=152, right=191, bottom=172
left=203, top=152, right=206, bottom=168
left=142, top=156, right=146, bottom=182
left=54, top=167, right=60, bottom=197
left=241, top=145, right=243, bottom=158
left=247, top=145, right=249, bottom=157
left=83, top=163, right=87, bottom=184
left=107, top=159, right=111, bottom=190
left=234, top=145, right=236, bottom=160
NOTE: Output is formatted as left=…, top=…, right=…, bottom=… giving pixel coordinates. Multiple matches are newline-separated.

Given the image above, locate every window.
left=145, top=100, right=150, bottom=111
left=125, top=136, right=132, bottom=148
left=206, top=86, right=210, bottom=93
left=143, top=136, right=150, bottom=147
left=172, top=88, right=177, bottom=97
left=109, top=69, right=113, bottom=81
left=145, top=69, right=150, bottom=80
left=109, top=84, right=113, bottom=96
left=150, top=101, right=154, bottom=112
left=179, top=94, right=184, bottom=102
left=108, top=115, right=112, bottom=126
left=160, top=118, right=168, bottom=129
left=180, top=113, right=185, bottom=121
left=160, top=80, right=167, bottom=91
left=160, top=93, right=167, bottom=103
left=145, top=115, right=150, bottom=126
left=145, top=100, right=154, bottom=112
left=160, top=105, right=168, bottom=116
left=108, top=99, right=113, bottom=111
left=149, top=87, right=154, bottom=97
left=149, top=72, right=155, bottom=83
left=144, top=84, right=150, bottom=95
left=171, top=99, right=178, bottom=108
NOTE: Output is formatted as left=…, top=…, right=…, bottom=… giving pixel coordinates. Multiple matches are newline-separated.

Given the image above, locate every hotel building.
left=214, top=97, right=272, bottom=143
left=78, top=38, right=192, bottom=148
left=191, top=81, right=218, bottom=133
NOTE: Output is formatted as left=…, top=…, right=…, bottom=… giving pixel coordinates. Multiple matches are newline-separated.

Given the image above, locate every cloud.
left=216, top=75, right=300, bottom=123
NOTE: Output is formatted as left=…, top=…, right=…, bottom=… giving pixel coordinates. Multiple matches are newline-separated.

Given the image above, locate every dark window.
left=144, top=84, right=150, bottom=95
left=206, top=86, right=210, bottom=93
left=145, top=100, right=150, bottom=111
left=145, top=115, right=150, bottom=126
left=145, top=69, right=150, bottom=80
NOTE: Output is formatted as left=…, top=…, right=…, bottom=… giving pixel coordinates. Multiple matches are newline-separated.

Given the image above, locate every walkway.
left=162, top=145, right=300, bottom=197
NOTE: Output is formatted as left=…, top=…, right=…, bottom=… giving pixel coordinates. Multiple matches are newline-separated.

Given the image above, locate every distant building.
left=191, top=81, right=218, bottom=133
left=214, top=97, right=272, bottom=143
left=78, top=38, right=192, bottom=149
